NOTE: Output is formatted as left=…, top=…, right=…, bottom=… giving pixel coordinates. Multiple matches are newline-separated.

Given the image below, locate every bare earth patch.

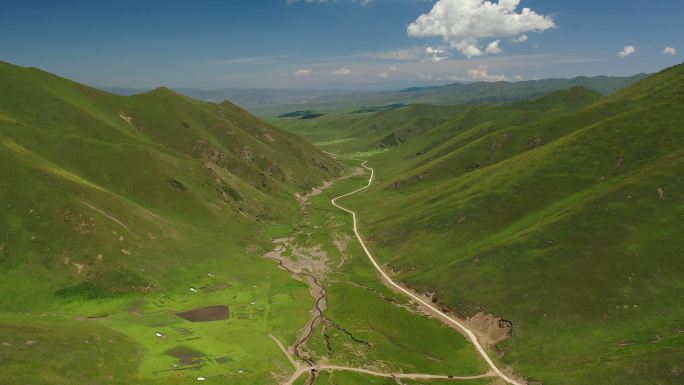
left=333, top=233, right=351, bottom=253
left=464, top=312, right=512, bottom=346
left=165, top=345, right=205, bottom=366
left=264, top=238, right=329, bottom=363
left=119, top=113, right=133, bottom=125
left=400, top=285, right=512, bottom=348
left=176, top=305, right=229, bottom=322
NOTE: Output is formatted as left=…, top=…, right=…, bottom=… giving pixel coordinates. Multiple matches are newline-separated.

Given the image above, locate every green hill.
left=278, top=64, right=684, bottom=384
left=0, top=61, right=341, bottom=384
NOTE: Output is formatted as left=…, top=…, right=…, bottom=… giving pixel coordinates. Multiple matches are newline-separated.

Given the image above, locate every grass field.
left=0, top=256, right=314, bottom=384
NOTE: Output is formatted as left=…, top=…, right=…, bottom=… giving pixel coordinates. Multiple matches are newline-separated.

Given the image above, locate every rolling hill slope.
left=277, top=63, right=684, bottom=384
left=0, top=60, right=340, bottom=307
left=0, top=61, right=341, bottom=384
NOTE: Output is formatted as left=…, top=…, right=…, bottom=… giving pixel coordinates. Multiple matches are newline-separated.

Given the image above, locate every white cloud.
left=378, top=71, right=389, bottom=78
left=366, top=47, right=423, bottom=61
left=389, top=66, right=398, bottom=71
left=468, top=65, right=508, bottom=81
left=332, top=67, right=352, bottom=76
left=664, top=46, right=677, bottom=55
left=294, top=68, right=314, bottom=76
left=461, top=45, right=483, bottom=58
left=413, top=71, right=433, bottom=80
left=485, top=40, right=503, bottom=55
left=407, top=0, right=555, bottom=58
left=425, top=46, right=451, bottom=62
left=618, top=45, right=636, bottom=58
left=512, top=34, right=528, bottom=43
left=363, top=46, right=454, bottom=62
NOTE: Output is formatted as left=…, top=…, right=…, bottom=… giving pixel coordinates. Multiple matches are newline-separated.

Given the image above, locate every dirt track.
left=268, top=155, right=523, bottom=385
left=269, top=334, right=495, bottom=385
left=328, top=155, right=525, bottom=385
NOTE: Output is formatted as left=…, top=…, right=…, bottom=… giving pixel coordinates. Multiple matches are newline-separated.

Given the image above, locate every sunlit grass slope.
left=0, top=61, right=340, bottom=384
left=278, top=64, right=684, bottom=385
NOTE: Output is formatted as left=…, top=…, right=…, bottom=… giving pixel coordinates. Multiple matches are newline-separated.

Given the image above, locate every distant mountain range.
left=255, top=73, right=648, bottom=115
left=391, top=74, right=648, bottom=103
left=102, top=74, right=647, bottom=114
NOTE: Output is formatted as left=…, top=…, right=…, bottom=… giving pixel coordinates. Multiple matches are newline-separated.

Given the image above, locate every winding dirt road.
left=270, top=334, right=495, bottom=385
left=329, top=156, right=525, bottom=385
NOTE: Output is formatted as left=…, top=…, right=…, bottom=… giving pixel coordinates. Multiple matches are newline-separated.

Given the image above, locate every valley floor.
left=266, top=156, right=519, bottom=385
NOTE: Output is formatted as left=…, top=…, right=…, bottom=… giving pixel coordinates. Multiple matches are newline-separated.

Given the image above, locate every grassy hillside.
left=0, top=61, right=341, bottom=384
left=277, top=63, right=684, bottom=384
left=272, top=85, right=603, bottom=160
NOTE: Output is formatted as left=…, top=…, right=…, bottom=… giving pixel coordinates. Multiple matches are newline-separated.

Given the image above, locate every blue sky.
left=1, top=0, right=682, bottom=89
